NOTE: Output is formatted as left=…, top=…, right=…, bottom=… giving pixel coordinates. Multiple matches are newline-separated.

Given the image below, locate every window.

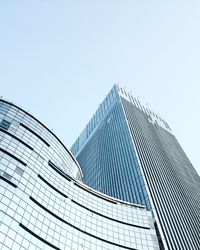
left=3, top=171, right=12, bottom=180
left=15, top=166, right=24, bottom=176
left=0, top=119, right=11, bottom=130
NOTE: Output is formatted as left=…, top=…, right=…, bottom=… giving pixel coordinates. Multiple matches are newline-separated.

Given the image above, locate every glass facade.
left=74, top=97, right=151, bottom=210
left=71, top=85, right=200, bottom=250
left=0, top=99, right=159, bottom=250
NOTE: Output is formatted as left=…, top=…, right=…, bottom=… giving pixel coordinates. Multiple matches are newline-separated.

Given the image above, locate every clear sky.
left=0, top=1, right=200, bottom=176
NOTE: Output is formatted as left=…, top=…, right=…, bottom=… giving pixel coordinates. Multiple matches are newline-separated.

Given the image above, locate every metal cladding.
left=71, top=85, right=200, bottom=250
left=0, top=99, right=159, bottom=250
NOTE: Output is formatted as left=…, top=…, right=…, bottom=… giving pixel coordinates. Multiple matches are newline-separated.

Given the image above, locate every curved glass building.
left=0, top=99, right=159, bottom=250
left=71, top=85, right=200, bottom=250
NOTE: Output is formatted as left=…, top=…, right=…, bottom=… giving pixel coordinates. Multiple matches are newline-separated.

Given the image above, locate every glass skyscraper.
left=71, top=85, right=200, bottom=250
left=0, top=98, right=159, bottom=250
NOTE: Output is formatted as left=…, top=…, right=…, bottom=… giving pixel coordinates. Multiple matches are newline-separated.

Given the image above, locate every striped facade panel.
left=121, top=97, right=200, bottom=250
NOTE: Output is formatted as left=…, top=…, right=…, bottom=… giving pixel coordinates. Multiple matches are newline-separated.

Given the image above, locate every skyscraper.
left=71, top=85, right=200, bottom=250
left=0, top=98, right=159, bottom=250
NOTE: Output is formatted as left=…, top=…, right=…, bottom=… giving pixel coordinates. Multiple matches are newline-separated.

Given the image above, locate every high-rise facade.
left=0, top=99, right=159, bottom=250
left=71, top=85, right=200, bottom=250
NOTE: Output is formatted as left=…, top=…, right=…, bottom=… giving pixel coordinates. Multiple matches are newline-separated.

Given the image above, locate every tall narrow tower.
left=71, top=84, right=200, bottom=250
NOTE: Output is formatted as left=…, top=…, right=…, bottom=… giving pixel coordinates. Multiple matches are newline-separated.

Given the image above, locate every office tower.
left=71, top=85, right=200, bottom=250
left=0, top=99, right=159, bottom=250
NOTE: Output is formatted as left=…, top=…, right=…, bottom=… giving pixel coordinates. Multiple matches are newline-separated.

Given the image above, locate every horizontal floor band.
left=0, top=176, right=17, bottom=188
left=20, top=123, right=50, bottom=147
left=38, top=174, right=68, bottom=199
left=19, top=223, right=60, bottom=250
left=74, top=182, right=117, bottom=204
left=71, top=199, right=150, bottom=230
left=0, top=147, right=27, bottom=166
left=0, top=128, right=34, bottom=151
left=48, top=160, right=71, bottom=182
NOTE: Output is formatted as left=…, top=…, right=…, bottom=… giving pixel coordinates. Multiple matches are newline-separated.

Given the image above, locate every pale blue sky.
left=0, top=1, right=200, bottom=175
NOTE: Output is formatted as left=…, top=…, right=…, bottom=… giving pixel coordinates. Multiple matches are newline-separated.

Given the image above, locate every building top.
left=71, top=84, right=172, bottom=156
